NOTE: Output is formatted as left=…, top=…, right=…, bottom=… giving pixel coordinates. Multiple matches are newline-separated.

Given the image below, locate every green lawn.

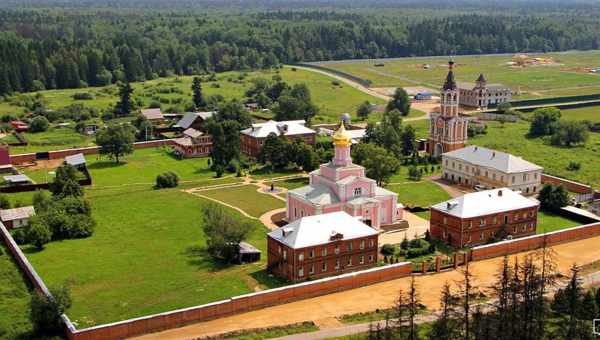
left=0, top=244, right=33, bottom=339
left=318, top=50, right=600, bottom=99
left=537, top=210, right=584, bottom=233
left=1, top=127, right=94, bottom=154
left=271, top=177, right=309, bottom=190
left=386, top=181, right=451, bottom=210
left=200, top=185, right=285, bottom=217
left=468, top=120, right=600, bottom=187
left=558, top=107, right=600, bottom=122
left=12, top=148, right=281, bottom=327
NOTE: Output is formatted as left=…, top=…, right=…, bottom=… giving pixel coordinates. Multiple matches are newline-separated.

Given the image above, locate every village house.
left=426, top=60, right=470, bottom=157
left=458, top=74, right=512, bottom=109
left=442, top=145, right=543, bottom=195
left=0, top=206, right=35, bottom=229
left=430, top=188, right=539, bottom=247
left=240, top=120, right=316, bottom=157
left=141, top=108, right=165, bottom=124
left=174, top=111, right=216, bottom=131
left=267, top=211, right=379, bottom=282
left=287, top=123, right=404, bottom=230
left=172, top=128, right=213, bottom=158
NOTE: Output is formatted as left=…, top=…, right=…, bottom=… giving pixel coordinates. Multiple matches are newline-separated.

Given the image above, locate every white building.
left=0, top=206, right=35, bottom=229
left=441, top=145, right=543, bottom=196
left=458, top=74, right=512, bottom=109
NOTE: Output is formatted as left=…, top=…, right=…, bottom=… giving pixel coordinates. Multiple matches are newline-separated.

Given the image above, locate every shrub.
left=566, top=161, right=581, bottom=171
left=25, top=218, right=51, bottom=250
left=331, top=80, right=341, bottom=86
left=72, top=92, right=94, bottom=100
left=11, top=228, right=27, bottom=245
left=155, top=171, right=179, bottom=189
left=30, top=284, right=72, bottom=335
left=0, top=194, right=10, bottom=209
left=148, top=100, right=161, bottom=109
left=29, top=116, right=50, bottom=133
left=380, top=244, right=396, bottom=257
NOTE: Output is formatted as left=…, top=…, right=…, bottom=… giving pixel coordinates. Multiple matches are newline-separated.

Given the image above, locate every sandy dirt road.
left=131, top=234, right=600, bottom=340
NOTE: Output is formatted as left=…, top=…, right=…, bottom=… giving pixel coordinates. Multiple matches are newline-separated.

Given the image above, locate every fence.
left=541, top=174, right=593, bottom=195
left=470, top=221, right=600, bottom=261
left=10, top=139, right=176, bottom=165
left=489, top=93, right=600, bottom=109
left=294, top=63, right=373, bottom=88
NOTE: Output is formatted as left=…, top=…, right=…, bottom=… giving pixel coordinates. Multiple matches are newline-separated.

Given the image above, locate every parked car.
left=474, top=184, right=487, bottom=192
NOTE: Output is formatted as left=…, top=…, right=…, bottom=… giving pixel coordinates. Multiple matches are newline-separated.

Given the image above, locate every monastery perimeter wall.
left=470, top=221, right=600, bottom=261
left=9, top=139, right=177, bottom=164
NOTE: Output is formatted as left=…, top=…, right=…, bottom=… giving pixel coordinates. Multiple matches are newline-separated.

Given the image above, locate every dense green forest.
left=2, top=0, right=600, bottom=96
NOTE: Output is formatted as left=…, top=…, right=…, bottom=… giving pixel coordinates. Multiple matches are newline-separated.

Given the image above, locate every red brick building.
left=430, top=188, right=539, bottom=247
left=240, top=120, right=316, bottom=157
left=172, top=128, right=213, bottom=158
left=267, top=211, right=379, bottom=283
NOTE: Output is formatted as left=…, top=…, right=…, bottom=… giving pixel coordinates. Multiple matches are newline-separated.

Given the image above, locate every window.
left=504, top=215, right=509, bottom=224
left=322, top=247, right=328, bottom=256
left=443, top=230, right=447, bottom=239
left=529, top=211, right=534, bottom=217
left=452, top=162, right=455, bottom=169
left=335, top=260, right=340, bottom=270
left=523, top=174, right=527, bottom=181
left=443, top=217, right=447, bottom=224
left=522, top=225, right=526, bottom=232
left=347, top=243, right=353, bottom=252
left=335, top=245, right=340, bottom=255
left=278, top=246, right=282, bottom=254
left=283, top=250, right=287, bottom=260
left=480, top=232, right=484, bottom=240
left=468, top=234, right=472, bottom=242
left=459, top=164, right=462, bottom=171
left=469, top=220, right=473, bottom=229
left=479, top=218, right=486, bottom=226
left=360, top=255, right=365, bottom=264
left=353, top=187, right=362, bottom=196
left=485, top=171, right=488, bottom=178
left=512, top=176, right=515, bottom=184
left=522, top=213, right=527, bottom=219
left=298, top=253, right=304, bottom=261
left=347, top=257, right=353, bottom=267
left=294, top=208, right=297, bottom=217
left=309, top=264, right=315, bottom=275
left=533, top=186, right=537, bottom=193
left=501, top=176, right=504, bottom=182
left=360, top=240, right=365, bottom=250
left=322, top=262, right=327, bottom=272
left=492, top=216, right=497, bottom=224
left=369, top=239, right=375, bottom=248
left=492, top=173, right=496, bottom=180
left=309, top=250, right=315, bottom=258
left=445, top=160, right=448, bottom=166
left=534, top=173, right=538, bottom=180
left=514, top=226, right=517, bottom=233
left=369, top=255, right=374, bottom=263
left=298, top=267, right=304, bottom=277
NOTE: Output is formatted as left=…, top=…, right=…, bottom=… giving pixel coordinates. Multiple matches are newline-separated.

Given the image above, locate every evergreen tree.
left=115, top=81, right=134, bottom=116
left=192, top=76, right=206, bottom=109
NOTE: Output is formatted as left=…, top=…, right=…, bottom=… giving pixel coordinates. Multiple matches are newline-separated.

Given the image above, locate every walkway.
left=379, top=211, right=429, bottom=244
left=130, top=234, right=600, bottom=340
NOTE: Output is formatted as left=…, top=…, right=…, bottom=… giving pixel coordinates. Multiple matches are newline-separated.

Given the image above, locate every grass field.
left=556, top=107, right=600, bottom=122
left=0, top=67, right=384, bottom=129
left=0, top=244, right=33, bottom=339
left=317, top=51, right=600, bottom=99
left=537, top=210, right=584, bottom=233
left=199, top=185, right=285, bottom=217
left=0, top=127, right=94, bottom=154
left=13, top=148, right=282, bottom=326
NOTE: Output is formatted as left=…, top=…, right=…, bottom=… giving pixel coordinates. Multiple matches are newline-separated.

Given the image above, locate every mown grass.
left=0, top=244, right=33, bottom=339
left=558, top=107, right=600, bottom=122
left=318, top=51, right=600, bottom=99
left=200, top=185, right=285, bottom=218
left=0, top=127, right=94, bottom=154
left=222, top=321, right=318, bottom=340
left=537, top=210, right=585, bottom=233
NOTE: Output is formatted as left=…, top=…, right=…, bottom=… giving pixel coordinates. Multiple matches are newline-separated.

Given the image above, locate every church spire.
left=442, top=59, right=457, bottom=91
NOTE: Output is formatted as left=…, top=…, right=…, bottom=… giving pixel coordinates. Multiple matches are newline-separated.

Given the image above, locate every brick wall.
left=10, top=139, right=177, bottom=164
left=541, top=174, right=592, bottom=194
left=470, top=222, right=600, bottom=261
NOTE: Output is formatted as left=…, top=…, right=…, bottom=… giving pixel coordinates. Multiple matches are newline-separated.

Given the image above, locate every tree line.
left=2, top=8, right=600, bottom=96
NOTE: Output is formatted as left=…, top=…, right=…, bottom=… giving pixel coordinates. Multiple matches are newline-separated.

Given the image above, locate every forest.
left=2, top=1, right=600, bottom=96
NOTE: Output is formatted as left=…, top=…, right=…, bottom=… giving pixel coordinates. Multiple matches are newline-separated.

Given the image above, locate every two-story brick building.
left=240, top=120, right=316, bottom=157
left=267, top=211, right=379, bottom=283
left=442, top=145, right=543, bottom=196
left=430, top=188, right=539, bottom=247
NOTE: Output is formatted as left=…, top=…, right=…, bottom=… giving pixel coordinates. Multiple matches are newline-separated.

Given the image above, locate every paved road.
left=130, top=234, right=600, bottom=340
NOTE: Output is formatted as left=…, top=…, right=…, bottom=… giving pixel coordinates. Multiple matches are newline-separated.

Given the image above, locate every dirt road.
left=131, top=235, right=600, bottom=340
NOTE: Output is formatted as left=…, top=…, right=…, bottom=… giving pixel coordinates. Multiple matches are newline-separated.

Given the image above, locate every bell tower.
left=426, top=59, right=469, bottom=157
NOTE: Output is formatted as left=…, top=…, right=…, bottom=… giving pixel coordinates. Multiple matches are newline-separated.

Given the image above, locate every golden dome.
left=332, top=122, right=352, bottom=147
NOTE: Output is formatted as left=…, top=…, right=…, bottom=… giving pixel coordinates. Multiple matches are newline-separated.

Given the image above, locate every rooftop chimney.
left=498, top=189, right=503, bottom=197
left=282, top=227, right=293, bottom=237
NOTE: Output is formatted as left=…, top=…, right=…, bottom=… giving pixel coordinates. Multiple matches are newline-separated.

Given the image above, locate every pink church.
left=286, top=123, right=404, bottom=230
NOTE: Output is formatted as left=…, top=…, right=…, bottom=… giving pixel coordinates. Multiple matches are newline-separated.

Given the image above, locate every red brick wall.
left=470, top=222, right=600, bottom=261
left=10, top=140, right=177, bottom=164
left=541, top=174, right=592, bottom=194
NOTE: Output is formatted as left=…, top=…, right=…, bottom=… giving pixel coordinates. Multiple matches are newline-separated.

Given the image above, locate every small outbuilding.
left=238, top=242, right=261, bottom=263
left=3, top=174, right=32, bottom=186
left=65, top=153, right=87, bottom=170
left=0, top=206, right=35, bottom=229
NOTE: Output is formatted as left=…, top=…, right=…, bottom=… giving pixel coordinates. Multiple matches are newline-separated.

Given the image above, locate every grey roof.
left=0, top=206, right=35, bottom=222
left=443, top=145, right=542, bottom=173
left=141, top=108, right=164, bottom=120
left=458, top=82, right=510, bottom=91
left=268, top=211, right=378, bottom=249
left=175, top=111, right=215, bottom=129
left=3, top=175, right=31, bottom=183
left=431, top=188, right=538, bottom=218
left=289, top=185, right=339, bottom=205
left=65, top=153, right=86, bottom=166
left=239, top=241, right=261, bottom=254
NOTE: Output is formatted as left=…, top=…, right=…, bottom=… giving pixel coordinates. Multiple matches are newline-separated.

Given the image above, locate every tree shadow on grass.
left=87, top=161, right=127, bottom=170
left=183, top=245, right=235, bottom=272
left=21, top=245, right=44, bottom=255
left=249, top=268, right=288, bottom=289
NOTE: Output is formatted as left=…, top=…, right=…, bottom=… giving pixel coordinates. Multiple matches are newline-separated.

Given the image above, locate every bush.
left=25, top=219, right=52, bottom=250
left=30, top=284, right=72, bottom=335
left=155, top=171, right=179, bottom=189
left=0, top=194, right=10, bottom=209
left=72, top=92, right=94, bottom=100
left=11, top=228, right=27, bottom=245
left=380, top=244, right=396, bottom=257
left=29, top=116, right=50, bottom=133
left=566, top=161, right=581, bottom=171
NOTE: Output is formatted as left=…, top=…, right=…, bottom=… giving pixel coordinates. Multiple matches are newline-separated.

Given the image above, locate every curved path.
left=131, top=234, right=600, bottom=340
